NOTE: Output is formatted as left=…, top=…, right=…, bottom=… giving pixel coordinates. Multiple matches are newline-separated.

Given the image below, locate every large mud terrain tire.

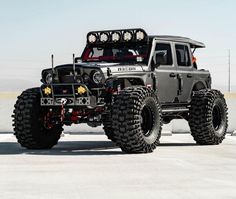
left=102, top=111, right=116, bottom=142
left=112, top=87, right=162, bottom=153
left=189, top=89, right=228, bottom=145
left=12, top=88, right=63, bottom=149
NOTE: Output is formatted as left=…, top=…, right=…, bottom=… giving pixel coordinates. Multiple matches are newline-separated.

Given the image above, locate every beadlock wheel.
left=189, top=89, right=228, bottom=145
left=12, top=88, right=63, bottom=149
left=112, top=87, right=162, bottom=153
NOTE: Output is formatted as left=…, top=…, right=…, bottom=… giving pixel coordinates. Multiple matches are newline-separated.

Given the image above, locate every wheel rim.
left=141, top=105, right=154, bottom=137
left=212, top=104, right=222, bottom=131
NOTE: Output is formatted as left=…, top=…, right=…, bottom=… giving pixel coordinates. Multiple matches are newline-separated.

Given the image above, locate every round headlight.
left=112, top=32, right=120, bottom=42
left=45, top=73, right=53, bottom=84
left=136, top=30, right=145, bottom=41
left=123, top=31, right=132, bottom=41
left=100, top=33, right=109, bottom=43
left=92, top=71, right=103, bottom=84
left=88, top=33, right=97, bottom=43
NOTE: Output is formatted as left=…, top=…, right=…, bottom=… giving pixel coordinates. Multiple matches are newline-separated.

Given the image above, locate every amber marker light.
left=43, top=87, right=52, bottom=95
left=77, top=86, right=87, bottom=95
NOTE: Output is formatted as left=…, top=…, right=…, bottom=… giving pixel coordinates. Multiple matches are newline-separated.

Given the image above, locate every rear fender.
left=191, top=81, right=208, bottom=95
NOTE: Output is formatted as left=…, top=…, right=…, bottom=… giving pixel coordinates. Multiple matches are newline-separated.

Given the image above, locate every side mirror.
left=75, top=57, right=82, bottom=63
left=153, top=51, right=167, bottom=67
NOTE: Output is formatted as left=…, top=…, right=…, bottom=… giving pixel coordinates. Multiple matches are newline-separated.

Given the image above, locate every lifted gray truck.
left=13, top=28, right=228, bottom=153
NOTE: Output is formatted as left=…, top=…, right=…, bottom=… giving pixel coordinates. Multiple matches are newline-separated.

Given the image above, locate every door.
left=153, top=41, right=179, bottom=103
left=174, top=43, right=194, bottom=103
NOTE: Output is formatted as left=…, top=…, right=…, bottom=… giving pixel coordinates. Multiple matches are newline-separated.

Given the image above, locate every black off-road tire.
left=102, top=111, right=116, bottom=142
left=112, top=87, right=162, bottom=153
left=189, top=89, right=228, bottom=145
left=12, top=88, right=63, bottom=149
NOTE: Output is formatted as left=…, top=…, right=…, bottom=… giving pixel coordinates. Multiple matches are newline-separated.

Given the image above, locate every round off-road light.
left=123, top=31, right=132, bottom=41
left=88, top=33, right=97, bottom=44
left=112, top=32, right=120, bottom=42
left=100, top=33, right=109, bottom=42
left=45, top=73, right=53, bottom=84
left=136, top=30, right=145, bottom=41
left=92, top=71, right=103, bottom=84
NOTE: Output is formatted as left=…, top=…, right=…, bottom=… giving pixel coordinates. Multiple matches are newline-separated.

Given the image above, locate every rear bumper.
left=40, top=83, right=105, bottom=107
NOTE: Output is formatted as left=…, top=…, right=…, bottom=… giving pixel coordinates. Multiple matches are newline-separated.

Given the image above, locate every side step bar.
left=161, top=107, right=189, bottom=113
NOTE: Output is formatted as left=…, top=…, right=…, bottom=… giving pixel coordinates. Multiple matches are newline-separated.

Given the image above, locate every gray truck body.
left=13, top=28, right=228, bottom=153
left=40, top=30, right=210, bottom=119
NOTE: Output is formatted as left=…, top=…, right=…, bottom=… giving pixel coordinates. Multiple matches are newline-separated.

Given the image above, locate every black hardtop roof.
left=149, top=35, right=205, bottom=48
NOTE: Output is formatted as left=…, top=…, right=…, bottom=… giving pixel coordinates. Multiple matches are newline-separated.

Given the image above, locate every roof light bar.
left=86, top=28, right=147, bottom=45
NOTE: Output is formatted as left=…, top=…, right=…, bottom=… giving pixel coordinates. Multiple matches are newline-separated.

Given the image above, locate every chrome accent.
left=162, top=108, right=189, bottom=113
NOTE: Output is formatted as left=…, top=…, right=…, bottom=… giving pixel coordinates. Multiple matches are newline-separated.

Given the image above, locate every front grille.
left=60, top=75, right=82, bottom=83
left=57, top=66, right=82, bottom=83
left=53, top=85, right=74, bottom=96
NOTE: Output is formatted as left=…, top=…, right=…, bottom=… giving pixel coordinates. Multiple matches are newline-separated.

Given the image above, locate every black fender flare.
left=191, top=81, right=208, bottom=95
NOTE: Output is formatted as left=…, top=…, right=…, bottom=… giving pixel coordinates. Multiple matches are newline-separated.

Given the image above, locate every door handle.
left=187, top=73, right=193, bottom=78
left=169, top=73, right=177, bottom=78
left=177, top=74, right=183, bottom=95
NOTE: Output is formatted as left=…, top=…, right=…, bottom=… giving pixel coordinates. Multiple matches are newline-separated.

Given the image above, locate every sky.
left=0, top=0, right=235, bottom=91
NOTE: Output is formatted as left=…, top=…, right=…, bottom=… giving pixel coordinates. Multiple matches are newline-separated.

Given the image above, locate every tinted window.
left=155, top=43, right=173, bottom=65
left=175, top=44, right=191, bottom=66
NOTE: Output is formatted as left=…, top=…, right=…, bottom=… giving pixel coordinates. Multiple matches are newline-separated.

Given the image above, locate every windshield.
left=82, top=44, right=150, bottom=64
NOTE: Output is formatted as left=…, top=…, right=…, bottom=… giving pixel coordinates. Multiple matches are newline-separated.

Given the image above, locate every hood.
left=50, top=62, right=148, bottom=83
left=42, top=62, right=149, bottom=85
left=78, top=62, right=149, bottom=75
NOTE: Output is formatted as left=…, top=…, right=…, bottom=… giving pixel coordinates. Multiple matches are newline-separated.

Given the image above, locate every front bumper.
left=40, top=83, right=105, bottom=107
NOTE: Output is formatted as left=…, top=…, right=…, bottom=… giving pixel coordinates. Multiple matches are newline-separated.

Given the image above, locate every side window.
left=175, top=44, right=191, bottom=66
left=155, top=43, right=173, bottom=65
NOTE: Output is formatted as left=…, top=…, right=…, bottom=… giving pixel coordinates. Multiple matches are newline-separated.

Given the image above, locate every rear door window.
left=175, top=44, right=191, bottom=66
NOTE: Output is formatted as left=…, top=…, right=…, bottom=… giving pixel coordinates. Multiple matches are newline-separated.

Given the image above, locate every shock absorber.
left=71, top=110, right=80, bottom=124
left=60, top=98, right=67, bottom=122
